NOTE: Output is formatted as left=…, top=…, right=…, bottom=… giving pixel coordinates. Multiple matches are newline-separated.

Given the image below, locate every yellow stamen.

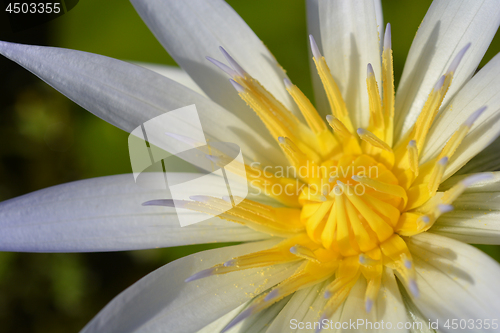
left=278, top=135, right=322, bottom=167
left=358, top=249, right=382, bottom=266
left=437, top=106, right=487, bottom=161
left=290, top=244, right=320, bottom=263
left=326, top=115, right=363, bottom=156
left=245, top=162, right=301, bottom=207
left=407, top=140, right=419, bottom=176
left=382, top=23, right=395, bottom=146
left=345, top=198, right=377, bottom=252
left=321, top=200, right=338, bottom=250
left=326, top=114, right=352, bottom=139
left=284, top=78, right=326, bottom=134
left=278, top=136, right=307, bottom=167
left=366, top=63, right=384, bottom=129
left=364, top=276, right=382, bottom=312
left=185, top=235, right=309, bottom=282
left=396, top=212, right=425, bottom=236
left=380, top=235, right=419, bottom=297
left=357, top=128, right=393, bottom=152
left=353, top=175, right=408, bottom=207
left=264, top=260, right=338, bottom=303
left=306, top=200, right=333, bottom=243
left=412, top=75, right=449, bottom=153
left=320, top=257, right=360, bottom=319
left=325, top=257, right=359, bottom=295
left=335, top=191, right=360, bottom=256
left=234, top=81, right=296, bottom=141
left=337, top=181, right=394, bottom=243
left=170, top=196, right=304, bottom=236
left=362, top=259, right=382, bottom=313
left=224, top=235, right=310, bottom=269
left=428, top=157, right=448, bottom=195
left=310, top=35, right=354, bottom=132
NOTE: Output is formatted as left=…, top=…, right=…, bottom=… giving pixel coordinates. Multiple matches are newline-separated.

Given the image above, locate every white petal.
left=330, top=278, right=376, bottom=332
left=196, top=302, right=248, bottom=333
left=198, top=296, right=290, bottom=333
left=318, top=0, right=382, bottom=128
left=433, top=172, right=500, bottom=244
left=130, top=0, right=300, bottom=126
left=80, top=240, right=299, bottom=333
left=439, top=171, right=500, bottom=192
left=422, top=53, right=500, bottom=179
left=375, top=267, right=409, bottom=332
left=306, top=0, right=330, bottom=119
left=234, top=297, right=290, bottom=333
left=405, top=233, right=500, bottom=332
left=267, top=269, right=407, bottom=332
left=0, top=42, right=286, bottom=167
left=455, top=136, right=500, bottom=175
left=331, top=276, right=409, bottom=333
left=271, top=279, right=376, bottom=332
left=373, top=0, right=384, bottom=48
left=432, top=210, right=500, bottom=245
left=0, top=173, right=268, bottom=252
left=398, top=288, right=436, bottom=333
left=133, top=62, right=206, bottom=96
left=265, top=278, right=332, bottom=333
left=394, top=0, right=500, bottom=141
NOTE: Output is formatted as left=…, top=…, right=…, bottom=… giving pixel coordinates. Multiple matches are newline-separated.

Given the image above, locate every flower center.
left=300, top=153, right=400, bottom=256
left=145, top=24, right=490, bottom=331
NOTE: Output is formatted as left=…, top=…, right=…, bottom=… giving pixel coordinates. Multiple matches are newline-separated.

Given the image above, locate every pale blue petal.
left=0, top=173, right=268, bottom=252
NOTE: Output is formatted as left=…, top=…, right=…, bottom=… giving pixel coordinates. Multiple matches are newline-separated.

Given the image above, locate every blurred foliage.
left=0, top=0, right=499, bottom=332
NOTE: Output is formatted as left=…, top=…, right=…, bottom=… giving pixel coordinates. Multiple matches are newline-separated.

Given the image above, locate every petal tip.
left=206, top=56, right=238, bottom=77
left=219, top=46, right=246, bottom=77
left=309, top=34, right=322, bottom=59
left=384, top=23, right=392, bottom=50
left=229, top=79, right=245, bottom=93
left=447, top=43, right=471, bottom=74
left=365, top=298, right=373, bottom=313
left=142, top=199, right=175, bottom=207
left=409, top=279, right=420, bottom=297
left=367, top=63, right=375, bottom=77
left=464, top=106, right=487, bottom=127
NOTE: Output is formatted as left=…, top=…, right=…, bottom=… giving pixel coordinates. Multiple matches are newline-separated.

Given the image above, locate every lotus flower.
left=1, top=0, right=500, bottom=332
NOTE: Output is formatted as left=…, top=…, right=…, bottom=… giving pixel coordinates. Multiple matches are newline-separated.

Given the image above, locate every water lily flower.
left=2, top=0, right=500, bottom=332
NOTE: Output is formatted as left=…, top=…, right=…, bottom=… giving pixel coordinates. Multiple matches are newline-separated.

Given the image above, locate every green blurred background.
left=0, top=1, right=499, bottom=332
